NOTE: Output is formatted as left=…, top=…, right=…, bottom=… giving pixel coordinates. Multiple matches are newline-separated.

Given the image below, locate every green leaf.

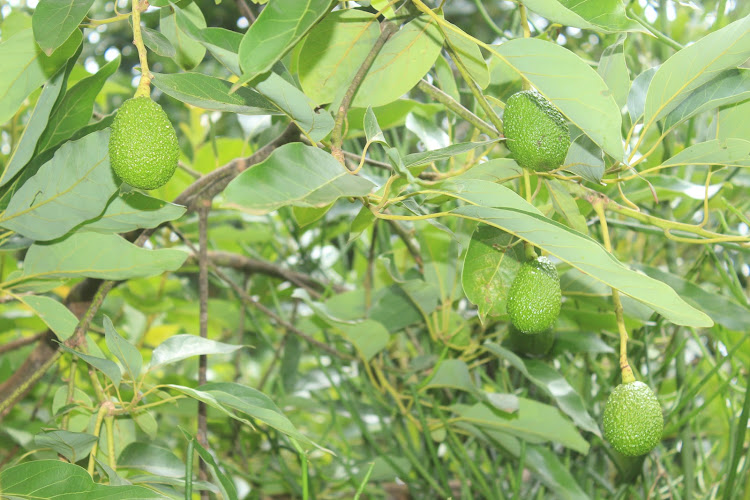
left=103, top=316, right=142, bottom=381
left=20, top=232, right=187, bottom=282
left=644, top=15, right=750, bottom=127
left=235, top=0, right=334, bottom=89
left=636, top=265, right=750, bottom=331
left=118, top=442, right=185, bottom=477
left=0, top=130, right=119, bottom=241
left=32, top=0, right=93, bottom=55
left=58, top=344, right=122, bottom=388
left=451, top=205, right=713, bottom=327
left=0, top=460, right=167, bottom=498
left=0, top=60, right=71, bottom=188
left=149, top=334, right=243, bottom=369
left=0, top=28, right=82, bottom=125
left=563, top=128, right=605, bottom=183
left=159, top=2, right=206, bottom=71
left=627, top=66, right=657, bottom=122
left=224, top=143, right=374, bottom=214
left=151, top=71, right=277, bottom=114
left=178, top=17, right=242, bottom=74
left=331, top=319, right=390, bottom=361
left=485, top=342, right=600, bottom=436
left=33, top=430, right=97, bottom=462
left=403, top=140, right=497, bottom=169
left=551, top=330, right=615, bottom=355
left=522, top=0, right=639, bottom=32
left=660, top=138, right=750, bottom=168
left=364, top=106, right=387, bottom=145
left=452, top=397, right=589, bottom=454
left=298, top=9, right=380, bottom=105
left=436, top=178, right=542, bottom=214
left=82, top=191, right=186, bottom=234
left=182, top=431, right=239, bottom=500
left=141, top=25, right=176, bottom=58
left=461, top=225, right=523, bottom=321
left=18, top=294, right=78, bottom=341
left=663, top=69, right=750, bottom=131
left=254, top=69, right=335, bottom=141
left=544, top=179, right=588, bottom=234
left=442, top=21, right=489, bottom=89
left=597, top=37, right=630, bottom=109
left=37, top=55, right=120, bottom=152
left=351, top=15, right=443, bottom=108
left=422, top=359, right=476, bottom=392
left=494, top=38, right=624, bottom=162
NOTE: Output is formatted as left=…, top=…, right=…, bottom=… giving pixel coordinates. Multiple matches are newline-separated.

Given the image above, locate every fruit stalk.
left=131, top=0, right=151, bottom=98
left=592, top=199, right=635, bottom=383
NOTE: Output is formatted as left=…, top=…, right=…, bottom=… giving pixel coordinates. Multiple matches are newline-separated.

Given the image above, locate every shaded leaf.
left=159, top=3, right=206, bottom=71
left=494, top=38, right=624, bottom=161
left=20, top=232, right=187, bottom=282
left=118, top=442, right=184, bottom=478
left=82, top=191, right=186, bottom=234
left=19, top=294, right=78, bottom=341
left=34, top=430, right=97, bottom=462
left=141, top=26, right=175, bottom=58
left=224, top=143, right=374, bottom=214
left=104, top=316, right=142, bottom=381
left=0, top=130, right=119, bottom=241
left=58, top=345, right=122, bottom=388
left=32, top=0, right=93, bottom=55
left=442, top=20, right=489, bottom=89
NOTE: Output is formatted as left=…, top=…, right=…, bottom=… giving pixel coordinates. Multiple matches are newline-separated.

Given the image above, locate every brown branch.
left=197, top=200, right=210, bottom=491
left=235, top=0, right=256, bottom=24
left=0, top=333, right=45, bottom=355
left=331, top=21, right=398, bottom=164
left=184, top=250, right=345, bottom=296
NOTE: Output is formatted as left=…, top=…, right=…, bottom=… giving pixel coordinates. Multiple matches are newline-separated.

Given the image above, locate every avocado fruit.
left=603, top=381, right=663, bottom=456
left=506, top=256, right=561, bottom=334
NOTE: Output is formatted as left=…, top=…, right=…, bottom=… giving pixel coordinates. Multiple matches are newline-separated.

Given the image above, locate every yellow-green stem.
left=105, top=415, right=116, bottom=469
left=592, top=199, right=635, bottom=384
left=522, top=169, right=536, bottom=259
left=87, top=402, right=114, bottom=476
left=131, top=0, right=151, bottom=98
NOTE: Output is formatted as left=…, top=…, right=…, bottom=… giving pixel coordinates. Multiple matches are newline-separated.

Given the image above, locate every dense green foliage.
left=0, top=0, right=749, bottom=499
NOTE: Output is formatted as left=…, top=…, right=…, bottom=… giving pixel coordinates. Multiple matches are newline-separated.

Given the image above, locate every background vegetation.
left=0, top=0, right=749, bottom=499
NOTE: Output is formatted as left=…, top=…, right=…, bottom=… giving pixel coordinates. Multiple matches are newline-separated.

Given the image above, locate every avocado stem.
left=131, top=0, right=151, bottom=98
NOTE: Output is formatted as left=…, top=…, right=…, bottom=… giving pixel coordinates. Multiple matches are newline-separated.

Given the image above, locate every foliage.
left=1, top=0, right=749, bottom=499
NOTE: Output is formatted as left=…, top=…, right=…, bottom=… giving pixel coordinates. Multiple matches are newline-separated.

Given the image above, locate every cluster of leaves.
left=0, top=0, right=749, bottom=499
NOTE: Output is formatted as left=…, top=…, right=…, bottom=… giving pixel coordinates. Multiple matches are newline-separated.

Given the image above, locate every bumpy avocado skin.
left=603, top=381, right=663, bottom=456
left=503, top=90, right=570, bottom=172
left=504, top=323, right=555, bottom=357
left=109, top=97, right=179, bottom=190
left=506, top=256, right=561, bottom=334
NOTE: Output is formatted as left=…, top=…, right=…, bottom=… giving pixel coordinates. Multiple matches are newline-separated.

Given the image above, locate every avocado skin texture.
left=506, top=256, right=561, bottom=334
left=503, top=90, right=570, bottom=172
left=603, top=381, right=663, bottom=457
left=109, top=97, right=179, bottom=190
left=504, top=323, right=555, bottom=357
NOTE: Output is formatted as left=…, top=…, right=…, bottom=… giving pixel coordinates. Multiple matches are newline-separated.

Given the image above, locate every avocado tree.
left=0, top=0, right=749, bottom=498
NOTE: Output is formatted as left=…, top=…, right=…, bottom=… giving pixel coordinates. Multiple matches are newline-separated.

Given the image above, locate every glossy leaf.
left=351, top=15, right=443, bottom=108
left=451, top=397, right=589, bottom=453
left=298, top=9, right=381, bottom=105
left=0, top=460, right=166, bottom=499
left=644, top=15, right=750, bottom=127
left=224, top=143, right=374, bottom=214
left=37, top=55, right=120, bottom=152
left=149, top=334, right=243, bottom=369
left=20, top=232, right=187, bottom=281
left=33, top=430, right=97, bottom=462
left=82, top=191, right=186, bottom=234
left=0, top=62, right=70, bottom=188
left=151, top=72, right=277, bottom=114
left=0, top=28, right=82, bottom=125
left=159, top=3, right=206, bottom=71
left=660, top=138, right=750, bottom=168
left=32, top=0, right=93, bottom=55
left=451, top=205, right=713, bottom=327
left=522, top=0, right=639, bottom=32
left=58, top=345, right=122, bottom=388
left=494, top=38, right=624, bottom=162
left=104, top=316, right=142, bottom=381
left=19, top=294, right=78, bottom=341
left=0, top=130, right=119, bottom=241
left=461, top=225, right=523, bottom=321
left=236, top=0, right=334, bottom=88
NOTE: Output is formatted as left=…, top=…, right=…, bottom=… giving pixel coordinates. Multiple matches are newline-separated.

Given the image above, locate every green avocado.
left=109, top=97, right=179, bottom=190
left=504, top=323, right=555, bottom=357
left=506, top=256, right=561, bottom=334
left=503, top=90, right=570, bottom=172
left=603, top=381, right=663, bottom=456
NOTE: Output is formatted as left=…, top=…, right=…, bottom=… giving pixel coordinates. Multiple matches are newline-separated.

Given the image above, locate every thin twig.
left=0, top=333, right=45, bottom=355
left=235, top=0, right=256, bottom=24
left=417, top=80, right=497, bottom=137
left=331, top=21, right=398, bottom=164
left=197, top=200, right=210, bottom=490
